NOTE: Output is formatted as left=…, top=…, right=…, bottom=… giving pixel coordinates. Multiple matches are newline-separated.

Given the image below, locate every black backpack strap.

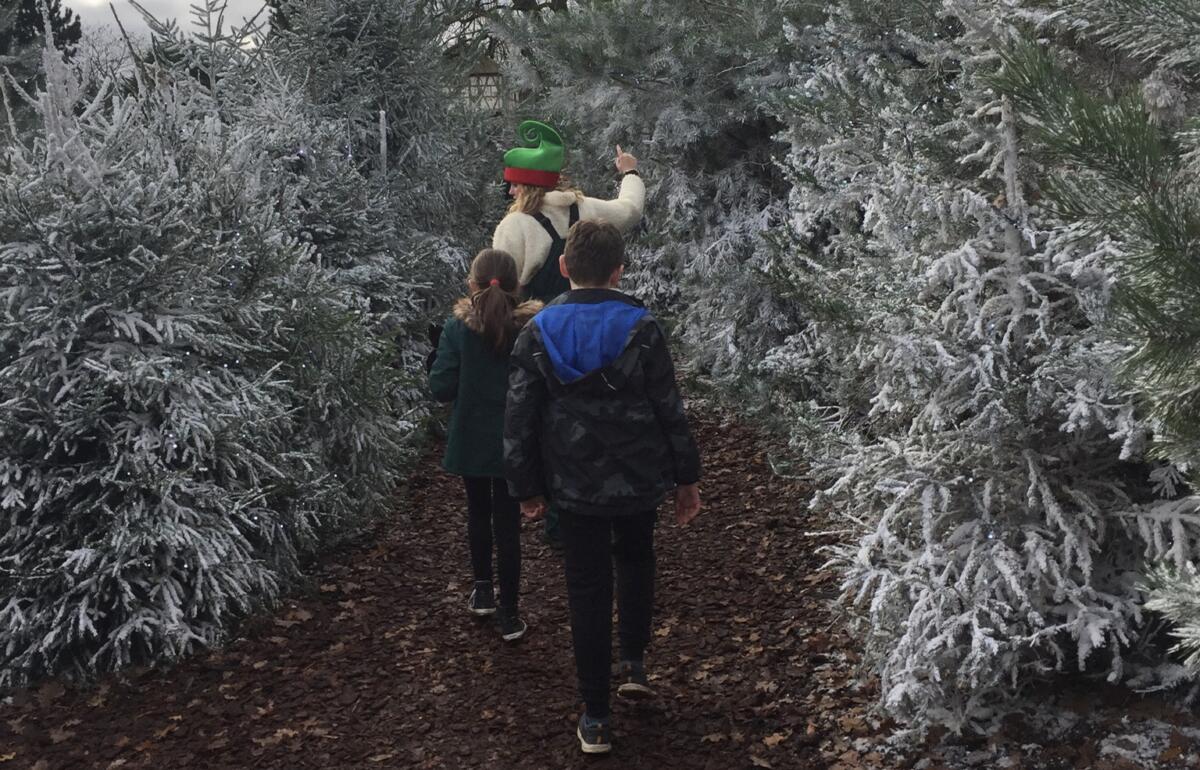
left=568, top=203, right=580, bottom=228
left=529, top=212, right=564, bottom=245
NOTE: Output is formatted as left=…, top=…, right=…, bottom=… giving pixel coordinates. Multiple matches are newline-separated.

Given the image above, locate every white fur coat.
left=491, top=173, right=646, bottom=286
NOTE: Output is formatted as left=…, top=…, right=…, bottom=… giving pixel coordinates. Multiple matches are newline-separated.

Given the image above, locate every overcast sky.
left=74, top=0, right=268, bottom=39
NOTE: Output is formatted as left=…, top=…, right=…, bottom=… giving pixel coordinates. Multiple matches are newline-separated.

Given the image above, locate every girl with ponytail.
left=429, top=249, right=542, bottom=642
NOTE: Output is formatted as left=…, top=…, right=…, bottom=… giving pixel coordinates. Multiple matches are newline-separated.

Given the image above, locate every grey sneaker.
left=497, top=606, right=527, bottom=642
left=616, top=660, right=655, bottom=700
left=467, top=581, right=496, bottom=617
left=576, top=713, right=612, bottom=754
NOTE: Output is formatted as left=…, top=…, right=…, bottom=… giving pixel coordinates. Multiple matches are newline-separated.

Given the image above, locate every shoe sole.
left=501, top=624, right=527, bottom=642
left=469, top=606, right=496, bottom=617
left=617, top=682, right=655, bottom=700
left=576, top=726, right=611, bottom=754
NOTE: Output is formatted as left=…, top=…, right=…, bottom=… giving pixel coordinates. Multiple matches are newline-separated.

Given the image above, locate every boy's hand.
left=674, top=484, right=701, bottom=526
left=615, top=145, right=638, bottom=174
left=521, top=496, right=547, bottom=521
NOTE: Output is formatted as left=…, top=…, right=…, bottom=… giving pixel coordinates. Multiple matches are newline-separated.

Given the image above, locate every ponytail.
left=467, top=249, right=521, bottom=354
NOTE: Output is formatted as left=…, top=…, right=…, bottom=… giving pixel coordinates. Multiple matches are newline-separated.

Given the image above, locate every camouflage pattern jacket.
left=504, top=289, right=701, bottom=516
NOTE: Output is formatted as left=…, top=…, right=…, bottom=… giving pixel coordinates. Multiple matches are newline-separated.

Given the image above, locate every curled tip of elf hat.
left=503, top=120, right=564, bottom=188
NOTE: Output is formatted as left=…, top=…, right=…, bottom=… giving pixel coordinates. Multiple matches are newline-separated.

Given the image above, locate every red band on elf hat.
left=504, top=166, right=560, bottom=188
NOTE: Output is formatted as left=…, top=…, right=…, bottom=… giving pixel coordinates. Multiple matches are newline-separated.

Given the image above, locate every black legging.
left=462, top=476, right=521, bottom=609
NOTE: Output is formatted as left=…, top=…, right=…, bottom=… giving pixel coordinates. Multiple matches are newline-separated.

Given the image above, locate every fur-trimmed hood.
left=543, top=190, right=581, bottom=208
left=453, top=297, right=543, bottom=335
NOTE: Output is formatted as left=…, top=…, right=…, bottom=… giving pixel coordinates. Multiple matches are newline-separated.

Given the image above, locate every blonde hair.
left=508, top=179, right=584, bottom=215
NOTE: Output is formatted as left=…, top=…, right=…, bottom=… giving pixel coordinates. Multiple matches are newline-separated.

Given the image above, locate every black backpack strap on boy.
left=524, top=203, right=580, bottom=303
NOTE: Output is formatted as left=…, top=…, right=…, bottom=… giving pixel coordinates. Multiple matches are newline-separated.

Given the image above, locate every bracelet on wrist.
left=620, top=169, right=640, bottom=178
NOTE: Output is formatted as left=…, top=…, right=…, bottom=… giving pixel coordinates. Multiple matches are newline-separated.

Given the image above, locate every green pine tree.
left=994, top=1, right=1200, bottom=677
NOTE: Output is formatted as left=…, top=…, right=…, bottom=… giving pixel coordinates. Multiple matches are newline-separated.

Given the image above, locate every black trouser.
left=463, top=476, right=521, bottom=609
left=559, top=509, right=657, bottom=720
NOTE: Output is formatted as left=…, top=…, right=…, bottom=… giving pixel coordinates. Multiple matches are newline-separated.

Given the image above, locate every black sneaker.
left=616, top=660, right=655, bottom=700
left=467, top=581, right=496, bottom=617
left=497, top=606, right=527, bottom=642
left=576, top=713, right=612, bottom=755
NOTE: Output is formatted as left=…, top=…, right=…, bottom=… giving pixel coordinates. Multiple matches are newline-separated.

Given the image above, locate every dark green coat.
left=429, top=298, right=541, bottom=478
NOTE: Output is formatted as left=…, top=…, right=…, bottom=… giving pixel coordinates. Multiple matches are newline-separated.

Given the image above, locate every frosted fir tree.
left=764, top=0, right=1200, bottom=732
left=136, top=0, right=459, bottom=378
left=994, top=4, right=1200, bottom=676
left=490, top=0, right=801, bottom=382
left=0, top=0, right=80, bottom=132
left=269, top=0, right=500, bottom=257
left=0, top=7, right=407, bottom=686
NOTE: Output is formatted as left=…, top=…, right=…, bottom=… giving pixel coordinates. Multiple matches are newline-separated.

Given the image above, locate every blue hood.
left=534, top=300, right=649, bottom=384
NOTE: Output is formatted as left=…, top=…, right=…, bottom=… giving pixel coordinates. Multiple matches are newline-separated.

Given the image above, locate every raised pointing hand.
left=615, top=145, right=638, bottom=174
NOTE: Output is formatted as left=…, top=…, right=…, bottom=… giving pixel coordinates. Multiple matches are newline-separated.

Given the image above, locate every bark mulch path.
left=1, top=409, right=879, bottom=770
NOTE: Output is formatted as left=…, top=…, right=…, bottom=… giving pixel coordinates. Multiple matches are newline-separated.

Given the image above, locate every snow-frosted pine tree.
left=765, top=0, right=1200, bottom=731
left=994, top=2, right=1200, bottom=675
left=0, top=10, right=406, bottom=686
left=1, top=0, right=81, bottom=134
left=270, top=0, right=499, bottom=260
left=491, top=0, right=800, bottom=383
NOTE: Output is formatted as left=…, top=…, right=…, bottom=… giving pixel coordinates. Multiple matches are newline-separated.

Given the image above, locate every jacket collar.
left=453, top=297, right=543, bottom=334
left=546, top=288, right=644, bottom=308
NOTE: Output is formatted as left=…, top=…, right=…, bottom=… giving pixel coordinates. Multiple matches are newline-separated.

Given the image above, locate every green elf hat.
left=503, top=120, right=565, bottom=188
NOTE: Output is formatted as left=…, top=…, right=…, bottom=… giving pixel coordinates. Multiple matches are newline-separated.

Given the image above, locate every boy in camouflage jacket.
left=504, top=220, right=702, bottom=755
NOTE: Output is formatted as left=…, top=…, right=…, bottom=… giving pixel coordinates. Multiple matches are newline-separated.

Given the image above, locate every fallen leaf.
left=1159, top=746, right=1183, bottom=763
left=106, top=761, right=128, bottom=769
left=763, top=732, right=789, bottom=748
left=750, top=756, right=773, bottom=769
left=368, top=753, right=396, bottom=763
left=0, top=753, right=16, bottom=763
left=89, top=683, right=111, bottom=708
left=702, top=733, right=725, bottom=743
left=252, top=728, right=299, bottom=748
left=49, top=726, right=76, bottom=744
left=36, top=681, right=66, bottom=707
